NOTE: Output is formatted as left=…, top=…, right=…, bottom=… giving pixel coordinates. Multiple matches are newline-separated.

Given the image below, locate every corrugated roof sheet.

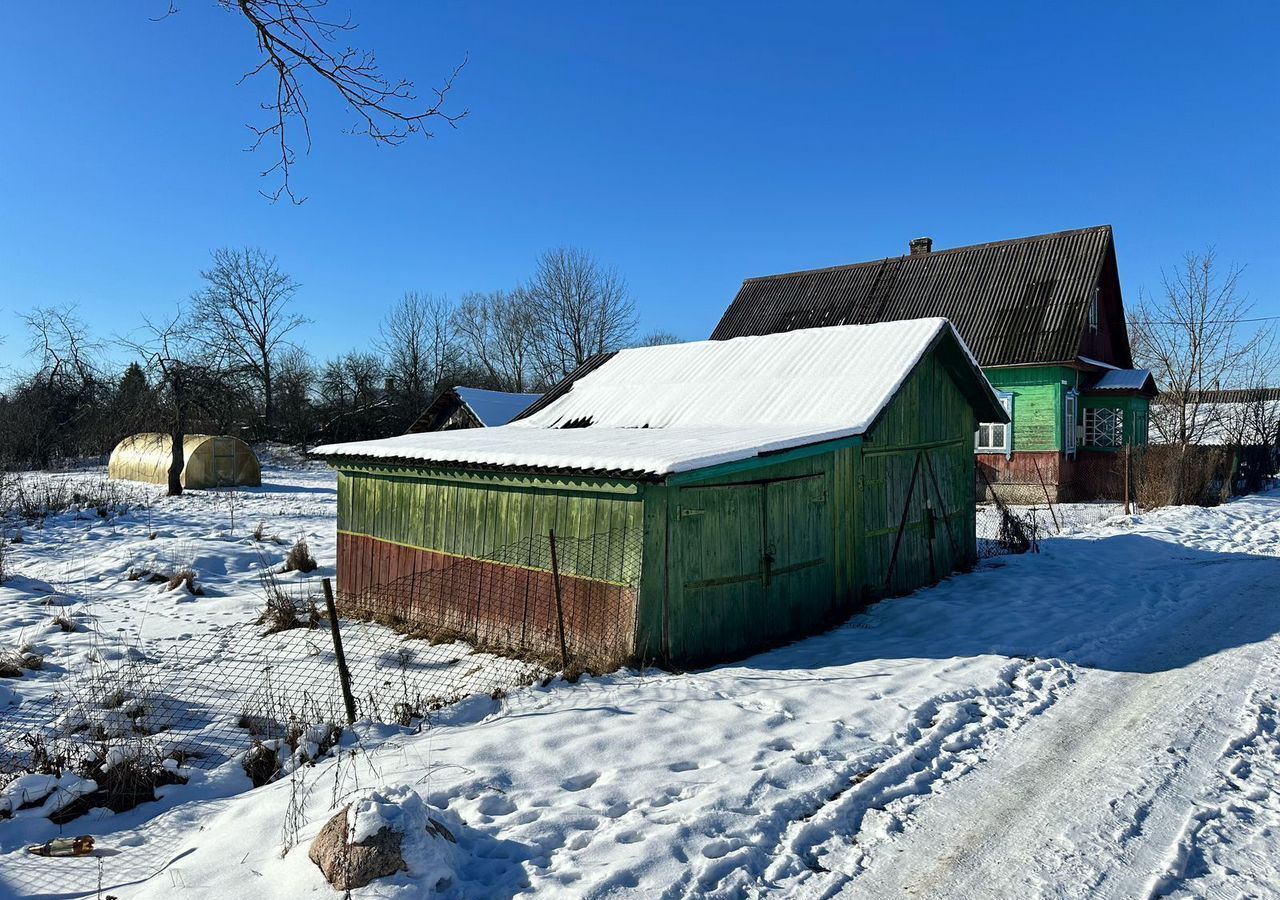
left=314, top=318, right=1000, bottom=477
left=711, top=225, right=1114, bottom=367
left=1091, top=369, right=1156, bottom=392
left=1187, top=388, right=1280, bottom=404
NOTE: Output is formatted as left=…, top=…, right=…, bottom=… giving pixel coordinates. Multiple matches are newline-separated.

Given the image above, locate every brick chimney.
left=910, top=237, right=933, bottom=255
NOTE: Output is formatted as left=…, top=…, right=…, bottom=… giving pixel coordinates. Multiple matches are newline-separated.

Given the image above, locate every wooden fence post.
left=548, top=530, right=571, bottom=671
left=322, top=577, right=358, bottom=726
left=1124, top=445, right=1132, bottom=516
left=1032, top=459, right=1060, bottom=533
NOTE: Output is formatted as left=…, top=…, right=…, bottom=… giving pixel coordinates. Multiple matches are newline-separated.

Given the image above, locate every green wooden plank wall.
left=985, top=365, right=1076, bottom=453
left=860, top=350, right=980, bottom=598
left=334, top=464, right=646, bottom=585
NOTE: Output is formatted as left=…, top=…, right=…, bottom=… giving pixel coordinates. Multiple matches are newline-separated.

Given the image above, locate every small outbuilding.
left=406, top=386, right=543, bottom=434
left=108, top=434, right=261, bottom=489
left=313, top=318, right=1005, bottom=667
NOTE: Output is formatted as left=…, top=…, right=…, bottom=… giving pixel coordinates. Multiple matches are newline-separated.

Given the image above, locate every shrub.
left=164, top=568, right=204, bottom=596
left=1133, top=445, right=1234, bottom=509
left=284, top=538, right=318, bottom=574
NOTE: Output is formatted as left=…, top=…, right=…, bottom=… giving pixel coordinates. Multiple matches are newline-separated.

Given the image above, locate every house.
left=406, top=386, right=543, bottom=433
left=710, top=225, right=1158, bottom=500
left=312, top=318, right=1005, bottom=666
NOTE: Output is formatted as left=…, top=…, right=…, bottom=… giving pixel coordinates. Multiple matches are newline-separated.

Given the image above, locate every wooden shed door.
left=674, top=483, right=765, bottom=660
left=764, top=474, right=832, bottom=633
left=673, top=473, right=833, bottom=660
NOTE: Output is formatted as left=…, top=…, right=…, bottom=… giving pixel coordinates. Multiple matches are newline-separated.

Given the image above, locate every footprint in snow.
left=561, top=772, right=600, bottom=792
left=475, top=795, right=517, bottom=816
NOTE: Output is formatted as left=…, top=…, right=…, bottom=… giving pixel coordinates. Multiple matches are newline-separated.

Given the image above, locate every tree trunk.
left=168, top=383, right=186, bottom=497
left=262, top=361, right=274, bottom=441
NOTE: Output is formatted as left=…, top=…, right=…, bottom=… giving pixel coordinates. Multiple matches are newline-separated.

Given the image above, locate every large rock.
left=309, top=804, right=407, bottom=891
left=309, top=786, right=465, bottom=892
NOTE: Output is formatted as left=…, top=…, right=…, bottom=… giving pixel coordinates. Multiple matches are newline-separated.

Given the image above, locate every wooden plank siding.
left=858, top=347, right=979, bottom=599
left=333, top=465, right=645, bottom=663
left=983, top=365, right=1076, bottom=453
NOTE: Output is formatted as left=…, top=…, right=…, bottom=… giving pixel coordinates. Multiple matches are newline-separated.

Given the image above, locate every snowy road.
left=777, top=497, right=1280, bottom=899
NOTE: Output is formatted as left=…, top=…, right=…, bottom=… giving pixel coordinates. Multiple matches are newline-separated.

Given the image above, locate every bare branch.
left=216, top=0, right=469, bottom=203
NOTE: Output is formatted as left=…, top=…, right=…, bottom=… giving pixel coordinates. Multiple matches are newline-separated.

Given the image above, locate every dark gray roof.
left=711, top=225, right=1117, bottom=367
left=1187, top=388, right=1280, bottom=404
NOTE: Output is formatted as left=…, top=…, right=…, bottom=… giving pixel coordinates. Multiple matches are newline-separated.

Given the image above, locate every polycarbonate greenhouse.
left=108, top=434, right=261, bottom=489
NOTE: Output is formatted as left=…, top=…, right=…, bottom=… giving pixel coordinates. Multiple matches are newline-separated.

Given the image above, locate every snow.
left=314, top=318, right=983, bottom=476
left=2, top=461, right=1279, bottom=899
left=454, top=387, right=542, bottom=427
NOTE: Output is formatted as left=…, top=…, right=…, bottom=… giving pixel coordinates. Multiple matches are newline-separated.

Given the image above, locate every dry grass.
left=283, top=538, right=318, bottom=574
left=165, top=567, right=204, bottom=596
left=257, top=568, right=321, bottom=635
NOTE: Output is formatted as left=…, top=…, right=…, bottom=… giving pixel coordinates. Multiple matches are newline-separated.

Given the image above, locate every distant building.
left=708, top=225, right=1158, bottom=500
left=406, top=386, right=543, bottom=434
left=1154, top=388, right=1280, bottom=447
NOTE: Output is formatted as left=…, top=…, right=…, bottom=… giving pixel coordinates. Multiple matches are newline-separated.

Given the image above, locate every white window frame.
left=1088, top=291, right=1099, bottom=333
left=976, top=392, right=1014, bottom=458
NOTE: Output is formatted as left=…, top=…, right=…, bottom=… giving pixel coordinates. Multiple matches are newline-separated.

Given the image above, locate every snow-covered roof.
left=454, top=387, right=542, bottom=427
left=315, top=318, right=995, bottom=477
left=1091, top=368, right=1156, bottom=392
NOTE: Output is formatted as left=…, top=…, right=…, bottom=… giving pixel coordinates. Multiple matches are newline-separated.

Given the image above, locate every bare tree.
left=126, top=311, right=243, bottom=496
left=274, top=346, right=317, bottom=448
left=525, top=247, right=637, bottom=385
left=16, top=307, right=109, bottom=466
left=634, top=329, right=683, bottom=347
left=377, top=292, right=458, bottom=414
left=25, top=306, right=103, bottom=389
left=452, top=289, right=538, bottom=392
left=1129, top=249, right=1275, bottom=446
left=191, top=247, right=307, bottom=437
left=315, top=351, right=388, bottom=442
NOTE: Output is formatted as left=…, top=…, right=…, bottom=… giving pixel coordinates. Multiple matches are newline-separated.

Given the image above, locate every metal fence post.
left=548, top=530, right=570, bottom=671
left=322, top=577, right=358, bottom=726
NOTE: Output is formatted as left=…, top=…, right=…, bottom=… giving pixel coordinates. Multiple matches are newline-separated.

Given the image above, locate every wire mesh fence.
left=0, top=526, right=643, bottom=822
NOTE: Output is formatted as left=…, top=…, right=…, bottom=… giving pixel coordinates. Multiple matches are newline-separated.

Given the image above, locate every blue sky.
left=1, top=1, right=1276, bottom=375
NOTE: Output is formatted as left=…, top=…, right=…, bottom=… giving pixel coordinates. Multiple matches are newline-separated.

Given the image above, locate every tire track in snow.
left=1149, top=645, right=1280, bottom=899
left=800, top=553, right=1280, bottom=900
left=657, top=656, right=1078, bottom=899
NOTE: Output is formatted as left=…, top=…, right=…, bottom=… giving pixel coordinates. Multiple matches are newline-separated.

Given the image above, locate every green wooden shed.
left=313, top=318, right=1006, bottom=667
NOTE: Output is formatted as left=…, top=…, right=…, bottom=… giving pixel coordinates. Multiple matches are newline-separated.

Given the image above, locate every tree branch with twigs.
left=217, top=0, right=468, bottom=202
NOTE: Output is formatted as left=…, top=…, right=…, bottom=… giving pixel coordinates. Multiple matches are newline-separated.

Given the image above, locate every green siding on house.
left=983, top=365, right=1077, bottom=452
left=1080, top=393, right=1151, bottom=448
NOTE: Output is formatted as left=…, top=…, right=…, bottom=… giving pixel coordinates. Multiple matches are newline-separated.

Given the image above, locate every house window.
left=1088, top=291, right=1099, bottom=333
left=1084, top=407, right=1124, bottom=448
left=976, top=392, right=1014, bottom=457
